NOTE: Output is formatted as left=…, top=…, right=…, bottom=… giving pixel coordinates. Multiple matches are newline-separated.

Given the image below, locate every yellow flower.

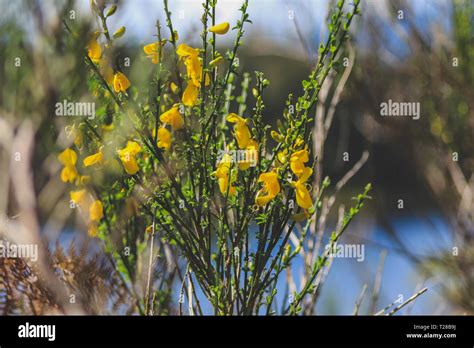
left=299, top=166, right=313, bottom=183
left=58, top=148, right=78, bottom=183
left=294, top=181, right=312, bottom=209
left=58, top=148, right=77, bottom=167
left=292, top=167, right=313, bottom=210
left=113, top=71, right=131, bottom=93
left=69, top=194, right=102, bottom=238
left=60, top=166, right=78, bottom=183
left=290, top=149, right=309, bottom=177
left=88, top=37, right=101, bottom=63
left=255, top=171, right=280, bottom=206
left=83, top=148, right=103, bottom=167
left=160, top=105, right=184, bottom=130
left=157, top=127, right=172, bottom=150
left=89, top=200, right=104, bottom=221
left=143, top=41, right=164, bottom=64
left=170, top=82, right=179, bottom=94
left=226, top=113, right=251, bottom=149
left=183, top=52, right=202, bottom=84
left=209, top=22, right=230, bottom=35
left=117, top=141, right=142, bottom=175
left=176, top=43, right=199, bottom=59
left=70, top=189, right=86, bottom=206
left=176, top=44, right=210, bottom=106
left=277, top=149, right=288, bottom=164
left=88, top=223, right=98, bottom=237
left=214, top=153, right=236, bottom=196
left=182, top=82, right=199, bottom=106
left=238, top=139, right=259, bottom=170
left=69, top=191, right=102, bottom=236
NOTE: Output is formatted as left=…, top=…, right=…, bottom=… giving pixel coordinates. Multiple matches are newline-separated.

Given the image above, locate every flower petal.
left=209, top=22, right=230, bottom=35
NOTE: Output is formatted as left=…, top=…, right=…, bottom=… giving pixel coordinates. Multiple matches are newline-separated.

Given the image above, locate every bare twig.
left=386, top=288, right=428, bottom=316
left=353, top=283, right=368, bottom=315
left=370, top=249, right=387, bottom=314
left=144, top=208, right=157, bottom=315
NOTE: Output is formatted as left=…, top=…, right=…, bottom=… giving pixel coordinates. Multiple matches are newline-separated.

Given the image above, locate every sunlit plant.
left=59, top=0, right=368, bottom=315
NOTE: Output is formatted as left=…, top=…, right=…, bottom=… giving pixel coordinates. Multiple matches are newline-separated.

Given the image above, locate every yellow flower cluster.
left=79, top=10, right=315, bottom=238
left=141, top=23, right=230, bottom=107
left=58, top=138, right=143, bottom=236
left=58, top=148, right=103, bottom=236
left=214, top=111, right=314, bottom=212
left=213, top=113, right=261, bottom=196
left=289, top=149, right=313, bottom=210
left=139, top=24, right=231, bottom=150
left=226, top=113, right=259, bottom=170
left=142, top=31, right=178, bottom=64
left=176, top=44, right=210, bottom=106
left=117, top=141, right=142, bottom=175
left=87, top=33, right=131, bottom=93
left=215, top=153, right=237, bottom=196
left=152, top=105, right=185, bottom=151
left=226, top=113, right=251, bottom=149
left=70, top=188, right=103, bottom=237
left=143, top=41, right=165, bottom=64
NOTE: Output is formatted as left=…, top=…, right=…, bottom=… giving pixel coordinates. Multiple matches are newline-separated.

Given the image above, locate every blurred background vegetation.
left=0, top=0, right=472, bottom=314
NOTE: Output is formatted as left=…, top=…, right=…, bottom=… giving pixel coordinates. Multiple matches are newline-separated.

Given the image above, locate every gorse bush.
left=56, top=0, right=370, bottom=315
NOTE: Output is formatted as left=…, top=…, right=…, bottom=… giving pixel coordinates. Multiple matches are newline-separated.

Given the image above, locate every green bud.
left=106, top=4, right=117, bottom=17
left=209, top=56, right=223, bottom=68
left=270, top=130, right=284, bottom=142
left=170, top=30, right=179, bottom=42
left=283, top=244, right=291, bottom=262
left=113, top=26, right=126, bottom=39
left=294, top=245, right=301, bottom=254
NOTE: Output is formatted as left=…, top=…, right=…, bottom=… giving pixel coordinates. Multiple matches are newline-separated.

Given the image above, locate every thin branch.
left=370, top=250, right=387, bottom=314
left=385, top=288, right=428, bottom=316
left=353, top=283, right=368, bottom=315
